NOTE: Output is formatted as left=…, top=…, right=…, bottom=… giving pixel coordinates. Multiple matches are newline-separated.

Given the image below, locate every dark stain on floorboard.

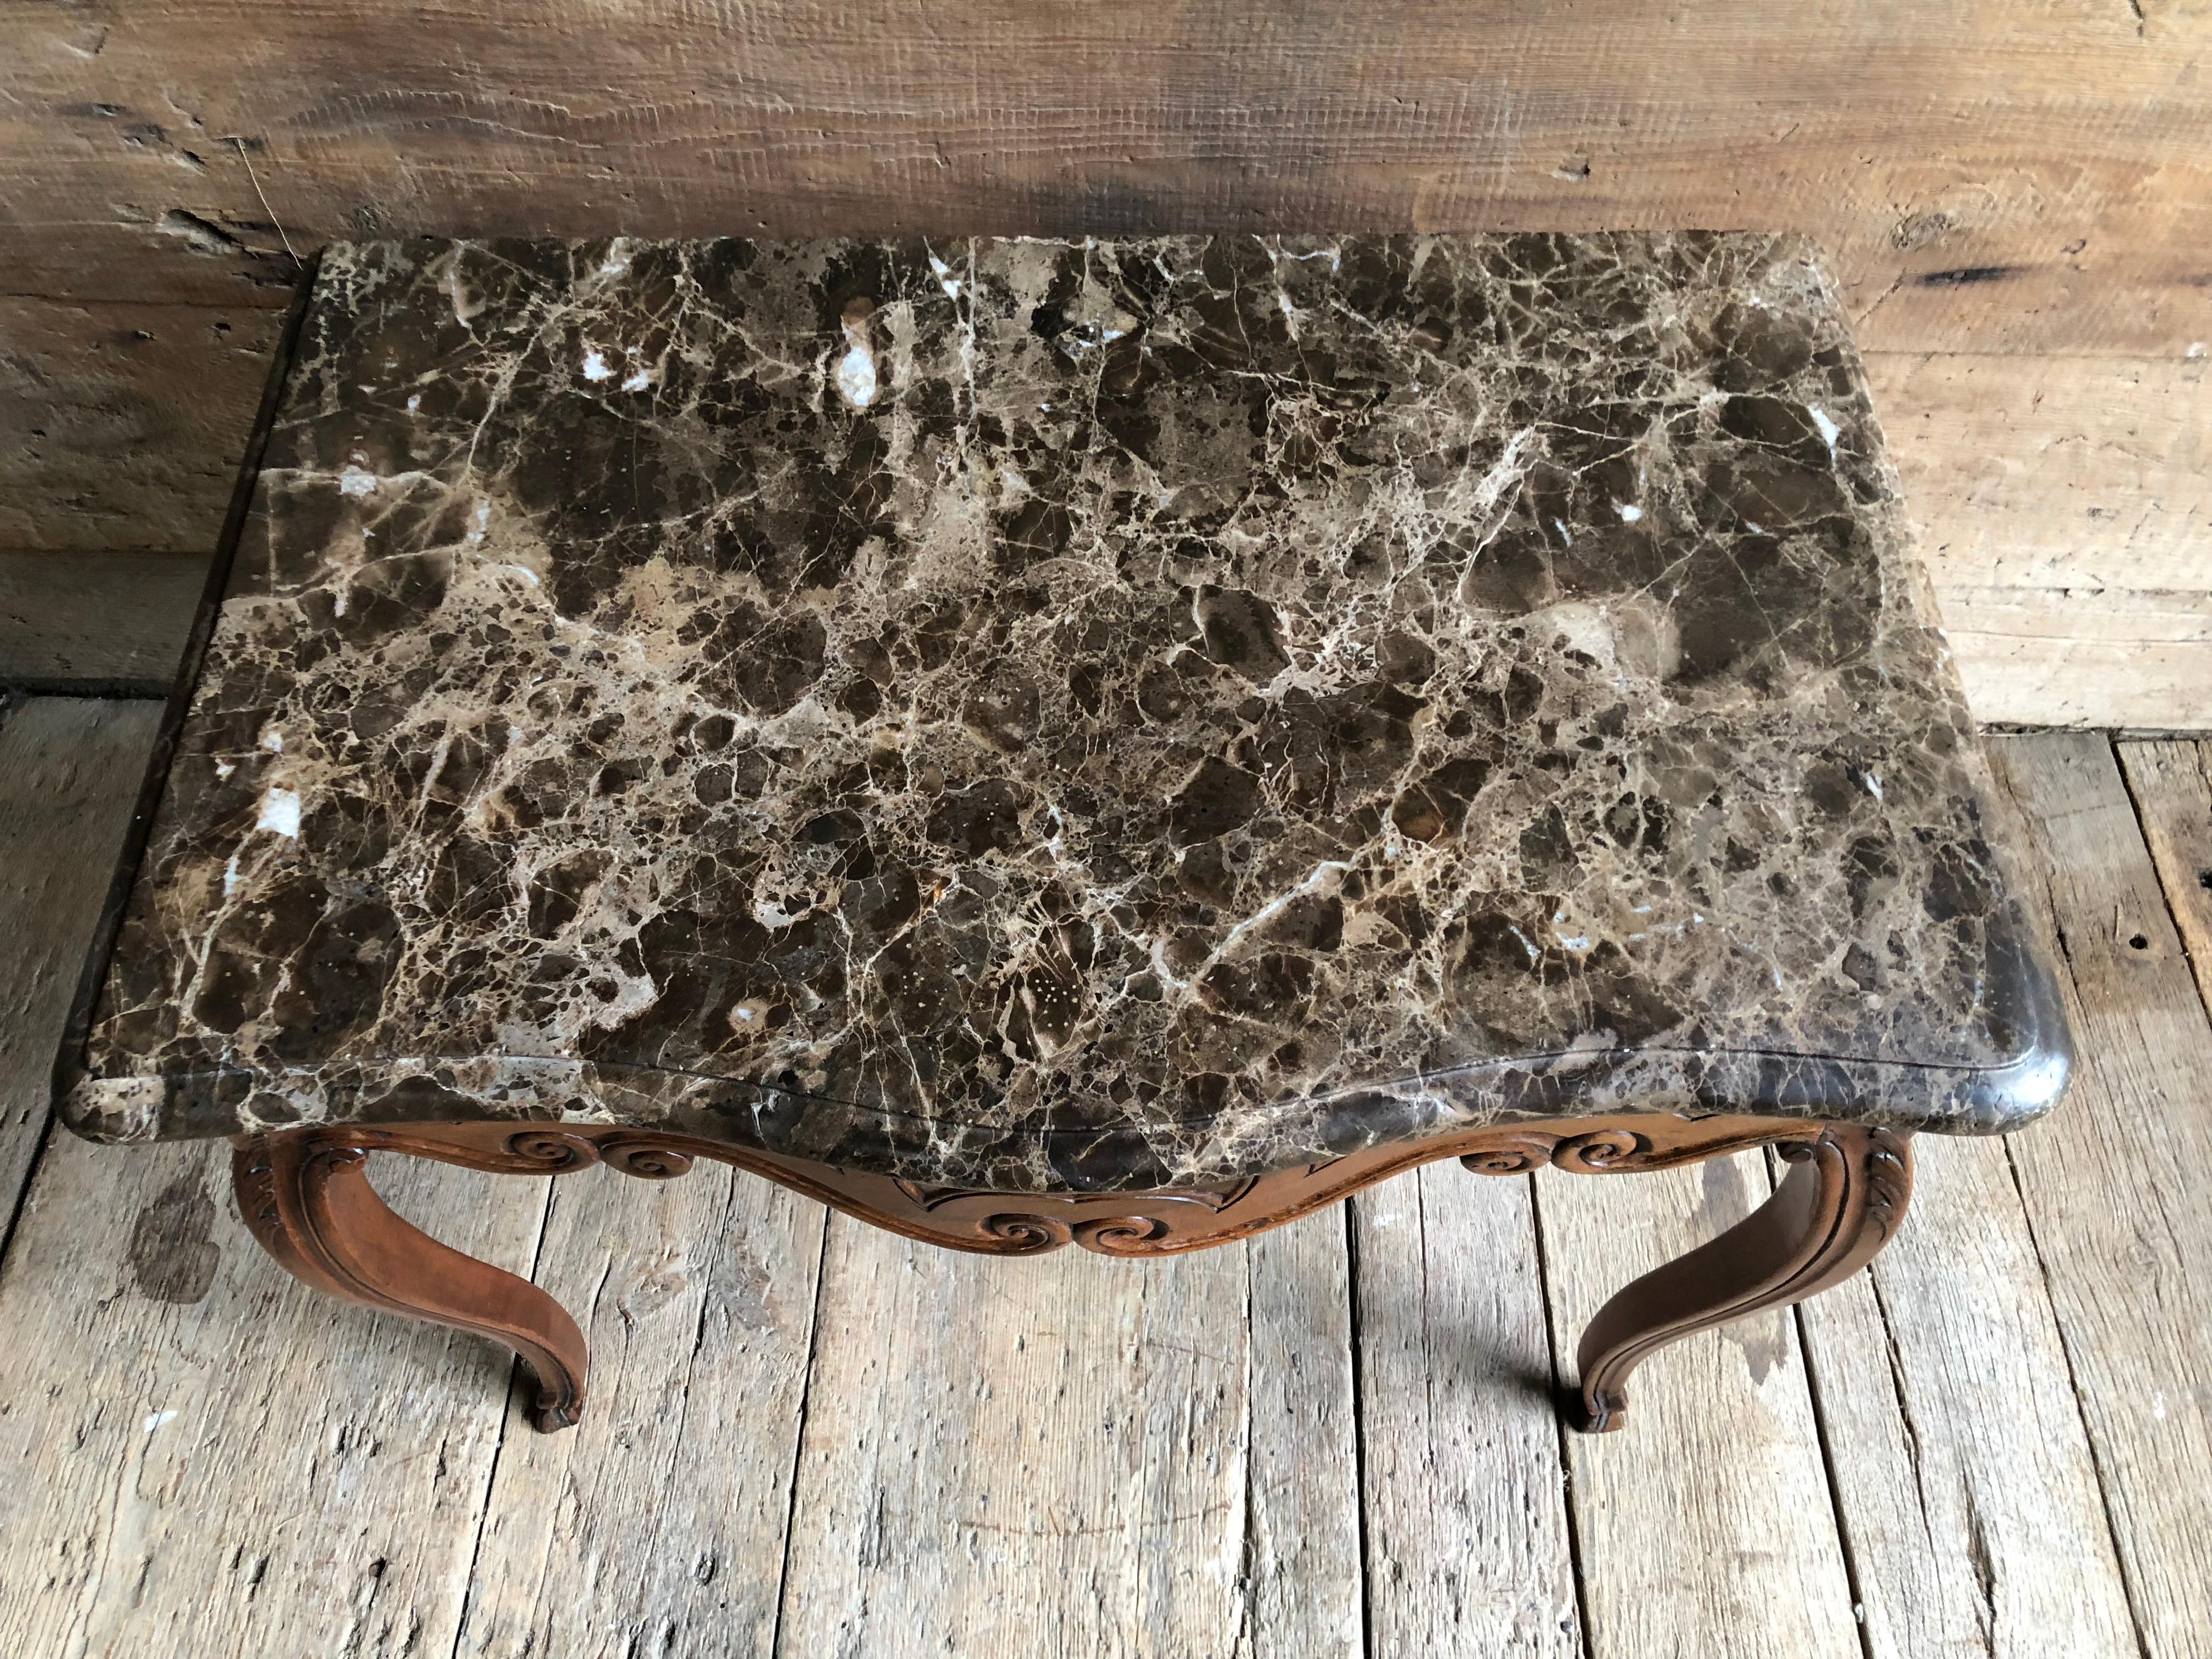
left=128, top=1171, right=221, bottom=1303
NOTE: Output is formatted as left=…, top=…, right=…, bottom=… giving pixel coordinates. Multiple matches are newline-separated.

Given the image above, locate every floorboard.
left=773, top=1218, right=1357, bottom=1658
left=1536, top=1155, right=1861, bottom=1659
left=1242, top=1205, right=1365, bottom=1655
left=0, top=1139, right=548, bottom=1659
left=1350, top=1164, right=1579, bottom=1656
left=453, top=1165, right=828, bottom=1659
left=2117, top=740, right=2212, bottom=1013
left=0, top=697, right=162, bottom=1223
left=1983, top=735, right=2212, bottom=1657
left=1790, top=1133, right=2138, bottom=1657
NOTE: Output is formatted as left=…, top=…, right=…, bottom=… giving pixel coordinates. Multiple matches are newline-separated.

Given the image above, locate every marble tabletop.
left=63, top=234, right=2069, bottom=1191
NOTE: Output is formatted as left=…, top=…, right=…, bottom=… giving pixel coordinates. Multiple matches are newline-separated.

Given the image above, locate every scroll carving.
left=1457, top=1121, right=1814, bottom=1178
left=252, top=1111, right=1849, bottom=1260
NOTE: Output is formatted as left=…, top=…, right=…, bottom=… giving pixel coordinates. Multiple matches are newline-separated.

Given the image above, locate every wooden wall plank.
left=1537, top=1154, right=1861, bottom=1659
left=0, top=1138, right=548, bottom=1658
left=3, top=1, right=2209, bottom=355
left=1983, top=733, right=2212, bottom=1657
left=1945, top=628, right=2212, bottom=733
left=1791, top=1135, right=2140, bottom=1658
left=2117, top=741, right=2212, bottom=1009
left=1, top=551, right=205, bottom=691
left=0, top=697, right=161, bottom=1220
left=454, top=1167, right=827, bottom=1659
left=773, top=1214, right=1359, bottom=1657
left=1865, top=349, right=2212, bottom=727
left=1869, top=354, right=2211, bottom=600
left=3, top=0, right=2210, bottom=730
left=1350, top=1165, right=1579, bottom=1655
left=0, top=298, right=286, bottom=554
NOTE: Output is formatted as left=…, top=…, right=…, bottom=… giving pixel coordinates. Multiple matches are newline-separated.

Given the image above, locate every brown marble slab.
left=61, top=234, right=2069, bottom=1191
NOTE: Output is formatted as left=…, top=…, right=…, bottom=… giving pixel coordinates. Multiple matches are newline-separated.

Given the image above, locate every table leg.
left=233, top=1132, right=589, bottom=1431
left=1568, top=1123, right=1912, bottom=1432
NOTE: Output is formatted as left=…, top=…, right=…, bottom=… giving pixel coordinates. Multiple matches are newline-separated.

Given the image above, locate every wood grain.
left=1350, top=1164, right=1580, bottom=1655
left=1870, top=355, right=2212, bottom=598
left=774, top=1213, right=1355, bottom=1656
left=4, top=0, right=2211, bottom=729
left=5, top=0, right=2210, bottom=353
left=1536, top=1153, right=1860, bottom=1659
left=1937, top=590, right=2212, bottom=732
left=1790, top=1133, right=2140, bottom=1658
left=1984, top=733, right=2212, bottom=1657
left=0, top=551, right=204, bottom=691
left=0, top=697, right=160, bottom=1221
left=455, top=1165, right=828, bottom=1659
left=1865, top=350, right=2212, bottom=728
left=1241, top=1204, right=1364, bottom=1655
left=0, top=1137, right=548, bottom=1659
left=0, top=299, right=286, bottom=555
left=2117, top=741, right=2212, bottom=1008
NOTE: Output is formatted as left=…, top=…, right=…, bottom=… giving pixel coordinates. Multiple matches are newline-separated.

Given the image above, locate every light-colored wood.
left=774, top=1211, right=1357, bottom=1657
left=0, top=697, right=161, bottom=1216
left=0, top=552, right=205, bottom=691
left=1869, top=354, right=2212, bottom=598
left=1789, top=1134, right=2140, bottom=1658
left=1537, top=1152, right=1860, bottom=1659
left=2118, top=741, right=2212, bottom=1010
left=454, top=1166, right=827, bottom=1659
left=1240, top=1203, right=1364, bottom=1654
left=1984, top=733, right=2212, bottom=1657
left=1938, top=590, right=2212, bottom=732
left=1350, top=1164, right=1579, bottom=1655
left=0, top=1136, right=549, bottom=1659
left=0, top=298, right=284, bottom=555
left=1863, top=349, right=2212, bottom=728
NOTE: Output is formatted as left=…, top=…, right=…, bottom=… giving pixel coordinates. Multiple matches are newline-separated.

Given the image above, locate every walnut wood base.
left=229, top=1113, right=1912, bottom=1436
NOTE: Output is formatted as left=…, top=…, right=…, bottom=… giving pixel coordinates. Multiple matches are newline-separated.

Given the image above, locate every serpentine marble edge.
left=64, top=233, right=2070, bottom=1192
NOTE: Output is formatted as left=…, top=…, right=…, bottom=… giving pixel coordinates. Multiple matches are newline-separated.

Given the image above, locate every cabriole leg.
left=1571, top=1124, right=1912, bottom=1433
left=233, top=1130, right=589, bottom=1431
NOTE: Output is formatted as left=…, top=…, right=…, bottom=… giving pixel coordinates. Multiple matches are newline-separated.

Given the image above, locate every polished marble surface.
left=65, top=234, right=2068, bottom=1189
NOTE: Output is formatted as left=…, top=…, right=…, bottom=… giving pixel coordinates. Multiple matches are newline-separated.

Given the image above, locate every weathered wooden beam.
left=0, top=696, right=161, bottom=1221
left=0, top=550, right=205, bottom=692
left=0, top=297, right=285, bottom=553
left=4, top=0, right=2209, bottom=353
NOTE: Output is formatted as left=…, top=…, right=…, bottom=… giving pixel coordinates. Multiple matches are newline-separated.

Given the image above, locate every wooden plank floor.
left=1, top=704, right=2208, bottom=1659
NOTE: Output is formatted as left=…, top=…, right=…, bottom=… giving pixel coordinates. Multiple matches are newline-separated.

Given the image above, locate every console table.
left=57, top=233, right=2069, bottom=1435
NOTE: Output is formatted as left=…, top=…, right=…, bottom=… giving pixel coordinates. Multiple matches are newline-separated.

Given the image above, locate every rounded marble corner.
left=1946, top=956, right=2076, bottom=1136
left=1983, top=1012, right=2075, bottom=1132
left=53, top=1074, right=169, bottom=1146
